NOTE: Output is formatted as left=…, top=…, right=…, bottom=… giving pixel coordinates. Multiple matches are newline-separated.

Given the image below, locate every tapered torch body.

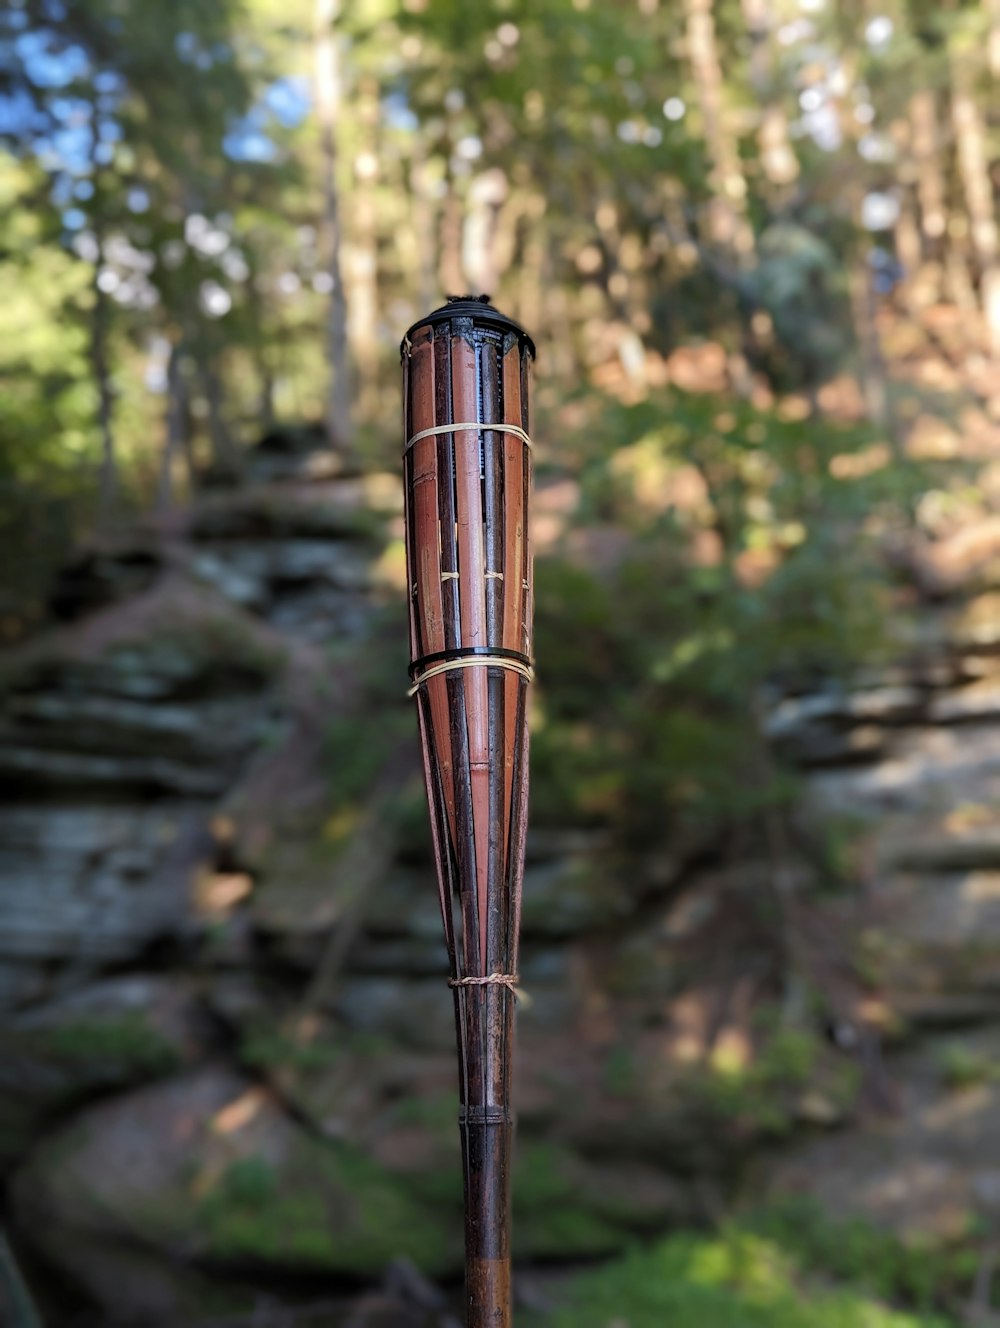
left=401, top=298, right=534, bottom=1328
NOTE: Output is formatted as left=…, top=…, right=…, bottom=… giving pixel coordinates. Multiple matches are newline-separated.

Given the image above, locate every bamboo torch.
left=401, top=296, right=534, bottom=1328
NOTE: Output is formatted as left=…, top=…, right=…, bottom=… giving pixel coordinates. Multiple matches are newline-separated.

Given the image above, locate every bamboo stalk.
left=401, top=297, right=535, bottom=1328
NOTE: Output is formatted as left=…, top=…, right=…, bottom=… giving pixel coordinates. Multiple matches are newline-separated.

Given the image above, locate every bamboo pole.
left=401, top=296, right=534, bottom=1328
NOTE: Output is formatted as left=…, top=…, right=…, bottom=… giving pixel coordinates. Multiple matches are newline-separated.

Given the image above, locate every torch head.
left=401, top=298, right=534, bottom=978
left=402, top=295, right=536, bottom=362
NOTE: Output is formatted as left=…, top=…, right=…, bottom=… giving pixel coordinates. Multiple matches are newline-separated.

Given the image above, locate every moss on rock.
left=196, top=1141, right=458, bottom=1276
left=530, top=1223, right=953, bottom=1328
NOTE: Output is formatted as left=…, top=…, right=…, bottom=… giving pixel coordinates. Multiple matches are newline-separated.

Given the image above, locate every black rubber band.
left=408, top=645, right=534, bottom=681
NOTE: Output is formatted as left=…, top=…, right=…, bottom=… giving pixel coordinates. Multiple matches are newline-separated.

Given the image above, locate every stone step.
left=0, top=745, right=228, bottom=797
left=1, top=692, right=265, bottom=764
left=0, top=803, right=201, bottom=967
left=884, top=834, right=1000, bottom=874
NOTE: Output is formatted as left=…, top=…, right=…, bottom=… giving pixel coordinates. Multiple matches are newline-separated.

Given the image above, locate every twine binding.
left=408, top=655, right=534, bottom=697
left=403, top=421, right=533, bottom=456
left=449, top=972, right=529, bottom=1006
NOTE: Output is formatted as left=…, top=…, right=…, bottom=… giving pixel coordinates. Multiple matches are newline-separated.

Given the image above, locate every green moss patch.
left=745, top=1199, right=978, bottom=1313
left=34, top=1014, right=180, bottom=1077
left=196, top=1141, right=458, bottom=1276
left=672, top=1026, right=859, bottom=1141
left=514, top=1142, right=627, bottom=1259
left=534, top=1224, right=953, bottom=1328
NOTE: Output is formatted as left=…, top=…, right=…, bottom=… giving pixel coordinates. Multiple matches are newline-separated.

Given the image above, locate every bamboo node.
left=459, top=1105, right=515, bottom=1126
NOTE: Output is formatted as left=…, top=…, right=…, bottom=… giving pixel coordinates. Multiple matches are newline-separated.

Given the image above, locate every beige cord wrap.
left=404, top=422, right=533, bottom=455
left=407, top=654, right=535, bottom=697
left=449, top=972, right=529, bottom=1006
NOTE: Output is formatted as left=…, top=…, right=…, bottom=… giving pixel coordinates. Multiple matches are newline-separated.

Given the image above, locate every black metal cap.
left=402, top=294, right=535, bottom=359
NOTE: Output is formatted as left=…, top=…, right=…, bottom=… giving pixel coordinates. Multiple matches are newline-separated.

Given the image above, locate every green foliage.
left=139, top=617, right=287, bottom=686
left=239, top=1027, right=339, bottom=1074
left=36, top=1014, right=179, bottom=1078
left=748, top=225, right=853, bottom=390
left=0, top=0, right=986, bottom=478
left=238, top=1019, right=401, bottom=1085
left=679, top=1028, right=821, bottom=1139
left=532, top=388, right=897, bottom=845
left=604, top=1044, right=640, bottom=1097
left=537, top=1224, right=954, bottom=1328
left=604, top=1017, right=859, bottom=1146
left=0, top=161, right=94, bottom=476
left=321, top=613, right=413, bottom=814
left=745, top=1200, right=978, bottom=1313
left=513, top=1142, right=632, bottom=1260
left=0, top=0, right=995, bottom=1313
left=324, top=708, right=409, bottom=810
left=386, top=1091, right=456, bottom=1135
left=936, top=1045, right=1000, bottom=1092
left=813, top=814, right=874, bottom=889
left=197, top=1141, right=457, bottom=1274
left=216, top=1156, right=276, bottom=1208
left=756, top=1028, right=819, bottom=1084
left=0, top=159, right=102, bottom=612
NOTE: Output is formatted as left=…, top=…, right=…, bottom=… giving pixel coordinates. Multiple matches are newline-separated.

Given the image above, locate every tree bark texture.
left=686, top=0, right=756, bottom=261
left=315, top=0, right=354, bottom=447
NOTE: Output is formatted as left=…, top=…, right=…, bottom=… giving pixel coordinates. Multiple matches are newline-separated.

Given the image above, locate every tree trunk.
left=849, top=260, right=907, bottom=461
left=740, top=0, right=799, bottom=199
left=347, top=75, right=380, bottom=426
left=248, top=269, right=276, bottom=432
left=850, top=263, right=887, bottom=426
left=686, top=0, right=756, bottom=262
left=892, top=108, right=927, bottom=312
left=516, top=196, right=546, bottom=342
left=157, top=342, right=187, bottom=513
left=202, top=364, right=239, bottom=477
left=463, top=168, right=509, bottom=297
left=908, top=67, right=976, bottom=311
left=439, top=167, right=466, bottom=296
left=408, top=143, right=437, bottom=314
left=894, top=186, right=923, bottom=308
left=315, top=0, right=353, bottom=449
left=908, top=89, right=948, bottom=279
left=90, top=229, right=116, bottom=530
left=950, top=39, right=1000, bottom=356
left=259, top=366, right=276, bottom=433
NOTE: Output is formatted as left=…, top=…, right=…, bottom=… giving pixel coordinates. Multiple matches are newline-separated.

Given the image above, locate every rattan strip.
left=403, top=421, right=533, bottom=455
left=480, top=334, right=507, bottom=994
left=409, top=646, right=533, bottom=678
left=408, top=655, right=534, bottom=697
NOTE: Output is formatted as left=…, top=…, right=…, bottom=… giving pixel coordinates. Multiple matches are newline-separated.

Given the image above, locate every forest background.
left=2, top=0, right=1000, bottom=1325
